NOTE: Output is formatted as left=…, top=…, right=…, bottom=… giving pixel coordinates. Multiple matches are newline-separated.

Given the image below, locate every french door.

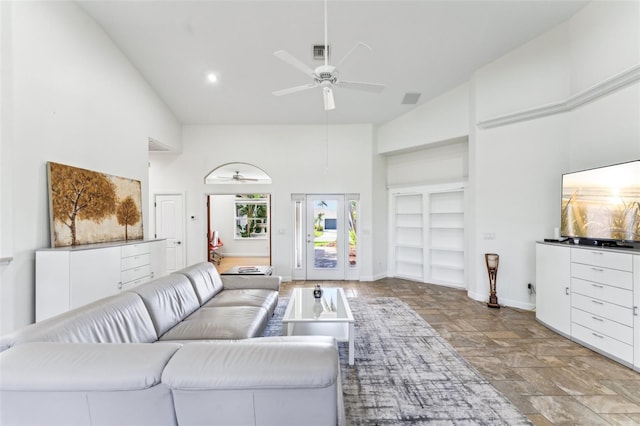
left=292, top=194, right=359, bottom=281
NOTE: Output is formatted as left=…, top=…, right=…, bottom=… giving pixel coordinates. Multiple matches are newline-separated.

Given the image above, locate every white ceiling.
left=77, top=0, right=588, bottom=125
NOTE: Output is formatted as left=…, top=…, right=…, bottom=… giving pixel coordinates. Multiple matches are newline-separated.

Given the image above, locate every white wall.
left=149, top=124, right=377, bottom=281
left=378, top=83, right=470, bottom=154
left=469, top=1, right=639, bottom=309
left=386, top=139, right=468, bottom=187
left=377, top=1, right=639, bottom=311
left=0, top=1, right=181, bottom=334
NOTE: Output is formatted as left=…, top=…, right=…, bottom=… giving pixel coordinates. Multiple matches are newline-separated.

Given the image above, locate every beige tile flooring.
left=280, top=278, right=640, bottom=426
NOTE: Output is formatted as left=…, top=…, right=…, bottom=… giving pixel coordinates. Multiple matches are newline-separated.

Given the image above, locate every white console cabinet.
left=536, top=242, right=639, bottom=371
left=36, top=239, right=166, bottom=321
left=535, top=243, right=571, bottom=337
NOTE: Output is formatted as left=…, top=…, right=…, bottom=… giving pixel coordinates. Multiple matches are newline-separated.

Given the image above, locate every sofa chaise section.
left=163, top=338, right=341, bottom=426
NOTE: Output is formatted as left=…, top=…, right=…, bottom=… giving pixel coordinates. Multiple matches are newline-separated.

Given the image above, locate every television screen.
left=561, top=160, right=640, bottom=243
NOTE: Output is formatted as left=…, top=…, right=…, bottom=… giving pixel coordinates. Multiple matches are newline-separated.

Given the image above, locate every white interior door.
left=154, top=194, right=185, bottom=273
left=306, top=195, right=345, bottom=280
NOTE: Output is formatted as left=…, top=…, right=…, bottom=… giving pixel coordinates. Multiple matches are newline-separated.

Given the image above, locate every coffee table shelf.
left=282, top=287, right=355, bottom=365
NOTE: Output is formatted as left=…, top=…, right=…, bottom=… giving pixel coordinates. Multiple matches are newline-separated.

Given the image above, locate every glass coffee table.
left=282, top=287, right=355, bottom=365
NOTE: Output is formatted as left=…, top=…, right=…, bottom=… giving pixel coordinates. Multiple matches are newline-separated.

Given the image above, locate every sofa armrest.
left=0, top=342, right=181, bottom=391
left=220, top=274, right=281, bottom=291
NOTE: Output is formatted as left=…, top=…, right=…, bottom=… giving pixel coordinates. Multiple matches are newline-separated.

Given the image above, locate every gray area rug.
left=264, top=296, right=532, bottom=425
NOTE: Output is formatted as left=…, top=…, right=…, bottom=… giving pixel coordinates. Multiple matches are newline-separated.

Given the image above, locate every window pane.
left=348, top=199, right=358, bottom=267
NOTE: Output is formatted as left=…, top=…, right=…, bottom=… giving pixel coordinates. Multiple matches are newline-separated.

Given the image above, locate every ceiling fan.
left=220, top=171, right=258, bottom=182
left=272, top=0, right=385, bottom=110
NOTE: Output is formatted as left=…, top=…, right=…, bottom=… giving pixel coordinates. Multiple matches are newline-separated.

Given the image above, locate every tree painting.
left=117, top=196, right=141, bottom=240
left=48, top=162, right=117, bottom=246
left=47, top=162, right=143, bottom=247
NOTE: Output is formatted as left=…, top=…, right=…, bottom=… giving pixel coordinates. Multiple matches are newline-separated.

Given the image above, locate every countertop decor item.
left=313, top=284, right=323, bottom=299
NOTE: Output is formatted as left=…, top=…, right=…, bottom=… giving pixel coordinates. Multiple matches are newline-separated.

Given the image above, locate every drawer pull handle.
left=591, top=316, right=604, bottom=322
left=591, top=284, right=604, bottom=289
left=634, top=306, right=638, bottom=317
left=117, top=282, right=123, bottom=290
left=592, top=332, right=604, bottom=339
left=565, top=287, right=569, bottom=296
left=591, top=267, right=604, bottom=272
left=591, top=300, right=604, bottom=305
left=591, top=251, right=604, bottom=255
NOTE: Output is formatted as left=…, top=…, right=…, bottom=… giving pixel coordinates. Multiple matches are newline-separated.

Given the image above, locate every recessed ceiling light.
left=206, top=73, right=218, bottom=83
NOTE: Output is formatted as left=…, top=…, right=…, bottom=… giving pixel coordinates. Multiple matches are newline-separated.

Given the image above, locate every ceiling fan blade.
left=323, top=87, right=335, bottom=110
left=274, top=50, right=316, bottom=78
left=334, top=41, right=372, bottom=69
left=336, top=80, right=385, bottom=93
left=272, top=83, right=318, bottom=97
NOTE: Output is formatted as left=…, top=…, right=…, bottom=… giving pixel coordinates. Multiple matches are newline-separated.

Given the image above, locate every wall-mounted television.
left=561, top=160, right=640, bottom=245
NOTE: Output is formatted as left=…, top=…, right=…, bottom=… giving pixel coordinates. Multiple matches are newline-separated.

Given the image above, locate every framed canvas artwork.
left=47, top=162, right=143, bottom=247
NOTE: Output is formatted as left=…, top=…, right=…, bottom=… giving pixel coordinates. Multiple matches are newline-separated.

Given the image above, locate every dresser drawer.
left=120, top=275, right=152, bottom=291
left=571, top=262, right=632, bottom=290
left=571, top=308, right=634, bottom=344
left=121, top=253, right=150, bottom=271
left=571, top=248, right=632, bottom=271
left=571, top=278, right=633, bottom=307
left=122, top=264, right=151, bottom=284
left=571, top=322, right=633, bottom=364
left=572, top=292, right=633, bottom=326
left=121, top=243, right=150, bottom=258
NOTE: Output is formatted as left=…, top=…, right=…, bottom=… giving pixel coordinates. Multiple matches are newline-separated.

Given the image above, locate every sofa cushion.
left=1, top=292, right=157, bottom=350
left=0, top=342, right=181, bottom=391
left=173, top=262, right=223, bottom=305
left=202, top=289, right=278, bottom=316
left=130, top=274, right=201, bottom=337
left=162, top=340, right=340, bottom=426
left=159, top=306, right=268, bottom=341
left=0, top=343, right=180, bottom=426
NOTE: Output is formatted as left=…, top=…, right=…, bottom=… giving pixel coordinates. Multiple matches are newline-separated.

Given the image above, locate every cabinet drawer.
left=571, top=278, right=632, bottom=307
left=571, top=322, right=633, bottom=364
left=122, top=265, right=151, bottom=284
left=120, top=275, right=152, bottom=291
left=571, top=248, right=632, bottom=272
left=571, top=308, right=634, bottom=344
left=572, top=293, right=633, bottom=326
left=121, top=253, right=150, bottom=271
left=571, top=262, right=632, bottom=290
left=121, top=243, right=150, bottom=258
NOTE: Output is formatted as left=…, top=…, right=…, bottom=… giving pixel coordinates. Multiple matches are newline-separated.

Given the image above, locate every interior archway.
left=205, top=163, right=272, bottom=273
left=205, top=162, right=272, bottom=184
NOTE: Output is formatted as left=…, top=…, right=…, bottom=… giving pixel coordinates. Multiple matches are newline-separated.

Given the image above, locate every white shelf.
left=390, top=186, right=465, bottom=287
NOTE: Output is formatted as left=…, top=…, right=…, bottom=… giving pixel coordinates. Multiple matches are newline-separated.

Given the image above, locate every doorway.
left=293, top=194, right=359, bottom=280
left=207, top=194, right=272, bottom=273
left=154, top=193, right=185, bottom=274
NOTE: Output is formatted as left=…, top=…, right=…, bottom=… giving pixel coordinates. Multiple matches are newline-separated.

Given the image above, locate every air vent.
left=401, top=92, right=421, bottom=105
left=313, top=44, right=330, bottom=61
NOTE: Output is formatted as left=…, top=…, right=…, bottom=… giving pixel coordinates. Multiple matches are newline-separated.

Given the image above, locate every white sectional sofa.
left=0, top=262, right=344, bottom=426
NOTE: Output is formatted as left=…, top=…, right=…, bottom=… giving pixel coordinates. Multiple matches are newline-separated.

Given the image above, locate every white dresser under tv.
left=35, top=239, right=167, bottom=321
left=535, top=241, right=639, bottom=372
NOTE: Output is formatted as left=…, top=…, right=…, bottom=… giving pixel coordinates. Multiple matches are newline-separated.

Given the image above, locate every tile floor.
left=281, top=278, right=640, bottom=426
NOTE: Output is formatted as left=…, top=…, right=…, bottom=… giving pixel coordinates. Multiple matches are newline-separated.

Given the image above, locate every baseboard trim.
left=467, top=290, right=535, bottom=311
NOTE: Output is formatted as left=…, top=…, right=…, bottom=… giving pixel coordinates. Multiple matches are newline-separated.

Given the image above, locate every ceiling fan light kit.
left=272, top=0, right=385, bottom=111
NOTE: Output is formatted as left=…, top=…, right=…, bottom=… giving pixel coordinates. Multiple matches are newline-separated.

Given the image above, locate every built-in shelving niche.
left=389, top=184, right=466, bottom=288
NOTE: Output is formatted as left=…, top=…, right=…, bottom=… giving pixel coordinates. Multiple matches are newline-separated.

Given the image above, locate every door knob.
left=176, top=241, right=182, bottom=245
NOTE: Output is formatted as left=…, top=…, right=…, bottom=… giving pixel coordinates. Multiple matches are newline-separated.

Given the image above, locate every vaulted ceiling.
left=78, top=0, right=588, bottom=125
